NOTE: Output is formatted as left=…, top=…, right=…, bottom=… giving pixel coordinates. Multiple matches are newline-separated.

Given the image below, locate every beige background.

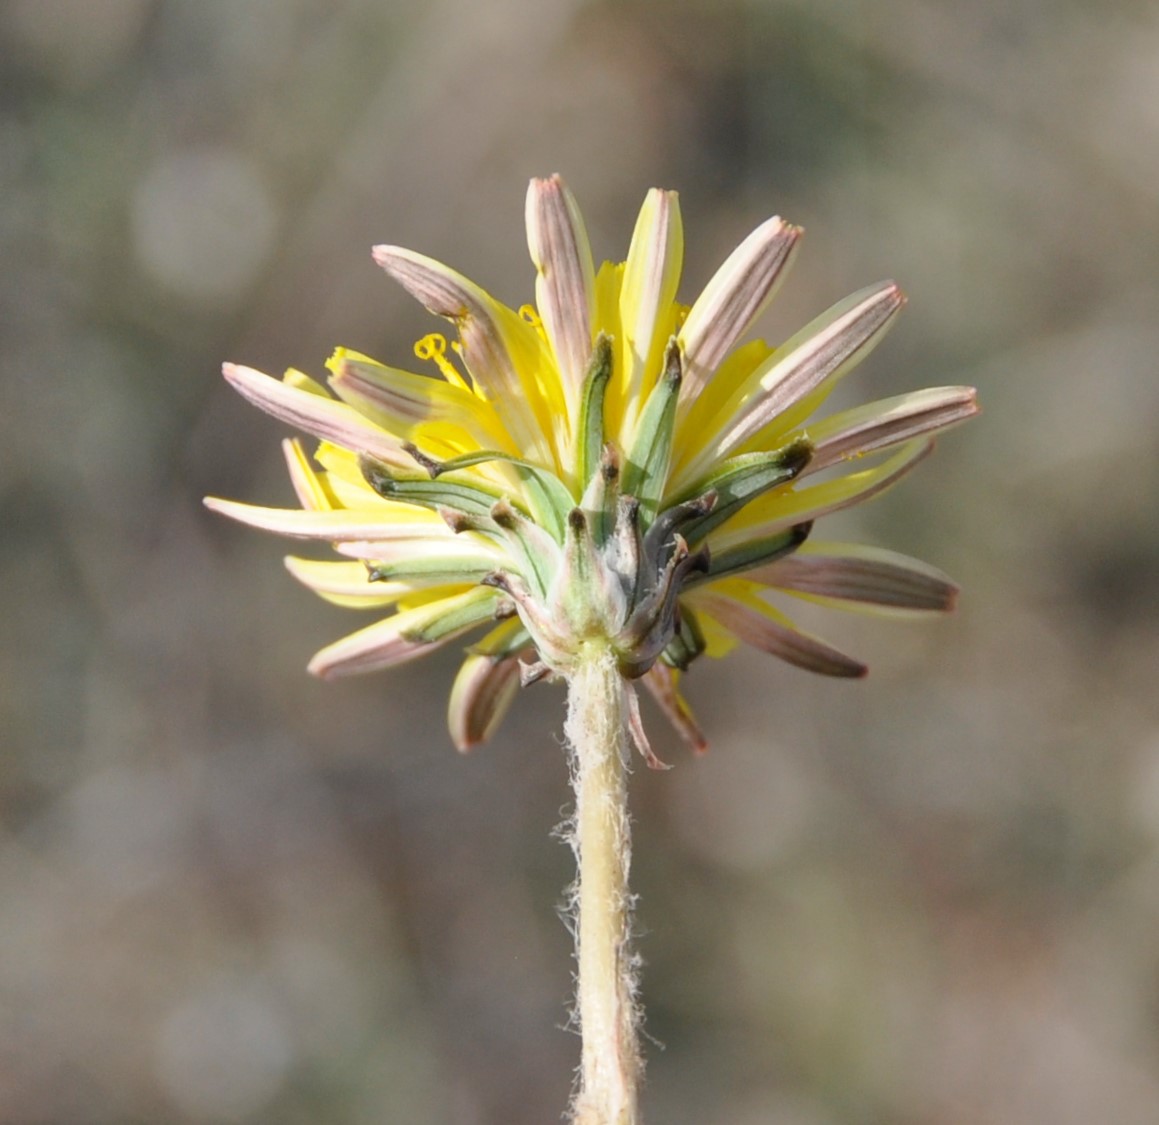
left=3, top=1, right=1158, bottom=1122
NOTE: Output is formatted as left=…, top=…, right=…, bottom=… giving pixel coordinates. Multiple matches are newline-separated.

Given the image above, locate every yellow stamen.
left=414, top=333, right=471, bottom=392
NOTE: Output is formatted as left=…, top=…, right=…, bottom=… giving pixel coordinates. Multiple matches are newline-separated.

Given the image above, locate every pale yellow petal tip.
left=371, top=244, right=414, bottom=274
left=371, top=244, right=480, bottom=322
left=223, top=360, right=283, bottom=386
left=222, top=361, right=275, bottom=392
left=306, top=653, right=333, bottom=680
left=370, top=243, right=395, bottom=267
left=307, top=643, right=351, bottom=680
left=204, top=494, right=276, bottom=529
left=283, top=555, right=310, bottom=581
left=528, top=172, right=565, bottom=192
left=756, top=214, right=793, bottom=237
left=370, top=244, right=415, bottom=284
left=851, top=279, right=905, bottom=309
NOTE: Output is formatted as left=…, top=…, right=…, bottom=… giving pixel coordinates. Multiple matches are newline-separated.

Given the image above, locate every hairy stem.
left=565, top=647, right=640, bottom=1125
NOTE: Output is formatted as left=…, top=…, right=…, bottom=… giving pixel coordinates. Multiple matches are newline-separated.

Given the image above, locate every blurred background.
left=3, top=1, right=1159, bottom=1122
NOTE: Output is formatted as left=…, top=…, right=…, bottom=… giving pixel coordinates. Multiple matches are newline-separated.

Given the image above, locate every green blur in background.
left=3, top=1, right=1159, bottom=1122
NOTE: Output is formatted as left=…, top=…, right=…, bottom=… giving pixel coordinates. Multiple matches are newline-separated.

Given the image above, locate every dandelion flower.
left=207, top=176, right=976, bottom=758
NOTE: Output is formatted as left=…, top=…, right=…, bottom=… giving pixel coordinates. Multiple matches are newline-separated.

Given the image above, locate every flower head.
left=206, top=176, right=977, bottom=757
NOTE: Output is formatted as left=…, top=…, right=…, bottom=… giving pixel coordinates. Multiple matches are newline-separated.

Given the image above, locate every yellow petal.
left=222, top=363, right=412, bottom=469
left=691, top=581, right=866, bottom=677
left=802, top=386, right=978, bottom=474
left=372, top=245, right=563, bottom=469
left=708, top=439, right=933, bottom=549
left=678, top=216, right=801, bottom=402
left=448, top=621, right=529, bottom=751
left=749, top=541, right=959, bottom=616
left=668, top=338, right=773, bottom=486
left=281, top=438, right=337, bottom=511
left=284, top=557, right=416, bottom=608
left=526, top=175, right=596, bottom=397
left=679, top=282, right=905, bottom=483
left=618, top=188, right=684, bottom=429
left=307, top=586, right=498, bottom=679
left=204, top=497, right=452, bottom=541
left=327, top=347, right=513, bottom=457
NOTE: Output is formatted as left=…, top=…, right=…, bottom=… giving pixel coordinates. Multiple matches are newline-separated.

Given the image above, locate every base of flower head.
left=477, top=497, right=709, bottom=682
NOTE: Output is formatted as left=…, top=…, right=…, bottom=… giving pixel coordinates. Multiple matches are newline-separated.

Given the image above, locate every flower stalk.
left=565, top=646, right=639, bottom=1125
